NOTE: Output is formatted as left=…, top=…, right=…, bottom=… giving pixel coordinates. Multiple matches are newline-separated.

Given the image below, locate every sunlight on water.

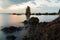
left=9, top=15, right=26, bottom=27
left=9, top=15, right=26, bottom=23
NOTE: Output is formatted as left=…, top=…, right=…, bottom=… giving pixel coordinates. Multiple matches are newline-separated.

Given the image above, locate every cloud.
left=10, top=0, right=31, bottom=4
left=6, top=1, right=38, bottom=13
left=0, top=0, right=31, bottom=8
left=34, top=0, right=60, bottom=7
left=0, top=0, right=60, bottom=13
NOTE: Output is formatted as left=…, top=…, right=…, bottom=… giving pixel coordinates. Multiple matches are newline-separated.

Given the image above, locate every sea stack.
left=26, top=6, right=31, bottom=21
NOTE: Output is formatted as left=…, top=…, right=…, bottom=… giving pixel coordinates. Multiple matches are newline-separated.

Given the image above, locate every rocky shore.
left=1, top=17, right=60, bottom=40
left=23, top=17, right=60, bottom=40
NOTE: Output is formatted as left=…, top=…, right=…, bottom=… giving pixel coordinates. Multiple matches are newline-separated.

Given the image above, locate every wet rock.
left=1, top=26, right=23, bottom=33
left=6, top=35, right=16, bottom=40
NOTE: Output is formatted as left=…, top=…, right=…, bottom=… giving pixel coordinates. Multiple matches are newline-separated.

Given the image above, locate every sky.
left=0, top=0, right=60, bottom=13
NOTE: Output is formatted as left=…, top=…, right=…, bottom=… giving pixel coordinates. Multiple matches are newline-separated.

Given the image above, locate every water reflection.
left=0, top=14, right=3, bottom=27
left=9, top=15, right=26, bottom=27
left=0, top=14, right=59, bottom=26
left=3, top=14, right=9, bottom=26
left=9, top=15, right=26, bottom=23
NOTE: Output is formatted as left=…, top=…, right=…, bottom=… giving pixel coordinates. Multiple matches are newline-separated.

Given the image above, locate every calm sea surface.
left=0, top=13, right=59, bottom=40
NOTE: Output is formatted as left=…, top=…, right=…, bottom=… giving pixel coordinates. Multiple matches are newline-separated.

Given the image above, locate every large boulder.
left=29, top=17, right=39, bottom=25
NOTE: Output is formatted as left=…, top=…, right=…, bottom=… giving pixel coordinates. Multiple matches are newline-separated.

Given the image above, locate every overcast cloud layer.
left=0, top=0, right=60, bottom=13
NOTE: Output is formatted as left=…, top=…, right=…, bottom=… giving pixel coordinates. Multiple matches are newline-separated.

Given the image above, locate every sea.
left=0, top=13, right=59, bottom=40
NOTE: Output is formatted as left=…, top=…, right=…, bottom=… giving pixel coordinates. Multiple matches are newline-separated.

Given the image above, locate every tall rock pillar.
left=26, top=6, right=31, bottom=21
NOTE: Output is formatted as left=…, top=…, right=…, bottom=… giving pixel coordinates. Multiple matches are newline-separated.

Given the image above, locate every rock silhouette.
left=29, top=17, right=39, bottom=25
left=6, top=35, right=16, bottom=40
left=23, top=16, right=60, bottom=40
left=2, top=26, right=23, bottom=33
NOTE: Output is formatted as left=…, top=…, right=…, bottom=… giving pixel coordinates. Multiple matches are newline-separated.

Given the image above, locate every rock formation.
left=26, top=6, right=31, bottom=21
